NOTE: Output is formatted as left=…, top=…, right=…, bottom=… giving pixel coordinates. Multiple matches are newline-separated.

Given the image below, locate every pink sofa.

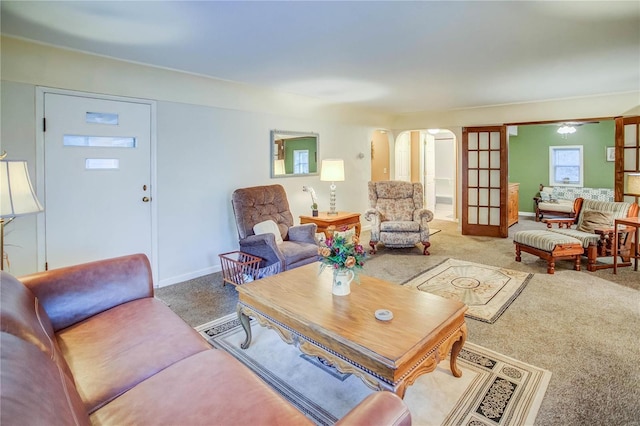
left=1, top=253, right=411, bottom=425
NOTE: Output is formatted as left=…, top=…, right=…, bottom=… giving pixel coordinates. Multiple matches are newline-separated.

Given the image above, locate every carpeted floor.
left=198, top=313, right=551, bottom=426
left=156, top=216, right=640, bottom=425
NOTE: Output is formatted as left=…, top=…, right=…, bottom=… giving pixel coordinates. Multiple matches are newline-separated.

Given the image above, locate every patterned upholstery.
left=550, top=187, right=614, bottom=202
left=365, top=181, right=433, bottom=254
left=550, top=199, right=632, bottom=247
left=513, top=230, right=581, bottom=252
left=231, top=184, right=318, bottom=273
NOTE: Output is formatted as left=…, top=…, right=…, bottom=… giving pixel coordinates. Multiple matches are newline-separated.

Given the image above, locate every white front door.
left=43, top=92, right=153, bottom=270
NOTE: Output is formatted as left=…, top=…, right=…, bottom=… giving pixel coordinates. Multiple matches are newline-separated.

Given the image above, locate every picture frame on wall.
left=606, top=147, right=615, bottom=162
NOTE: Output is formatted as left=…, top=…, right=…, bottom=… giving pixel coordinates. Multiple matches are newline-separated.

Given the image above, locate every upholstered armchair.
left=231, top=184, right=318, bottom=275
left=365, top=181, right=433, bottom=255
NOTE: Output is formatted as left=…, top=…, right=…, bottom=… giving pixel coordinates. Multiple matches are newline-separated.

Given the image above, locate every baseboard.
left=157, top=264, right=222, bottom=288
left=519, top=211, right=535, bottom=217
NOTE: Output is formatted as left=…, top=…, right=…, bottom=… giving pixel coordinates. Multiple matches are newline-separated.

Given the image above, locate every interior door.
left=395, top=133, right=411, bottom=181
left=615, top=116, right=640, bottom=203
left=462, top=126, right=508, bottom=237
left=423, top=132, right=436, bottom=210
left=43, top=92, right=153, bottom=269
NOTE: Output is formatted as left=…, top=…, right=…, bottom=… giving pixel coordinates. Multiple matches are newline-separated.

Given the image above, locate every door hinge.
left=45, top=262, right=49, bottom=271
left=43, top=117, right=46, bottom=132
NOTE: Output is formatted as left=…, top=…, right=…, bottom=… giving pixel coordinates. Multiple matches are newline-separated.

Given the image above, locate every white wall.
left=0, top=37, right=385, bottom=284
left=2, top=36, right=638, bottom=283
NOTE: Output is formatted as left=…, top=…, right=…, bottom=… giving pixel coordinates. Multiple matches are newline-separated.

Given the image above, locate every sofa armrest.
left=413, top=208, right=434, bottom=225
left=335, top=391, right=411, bottom=426
left=288, top=223, right=317, bottom=243
left=19, top=253, right=153, bottom=331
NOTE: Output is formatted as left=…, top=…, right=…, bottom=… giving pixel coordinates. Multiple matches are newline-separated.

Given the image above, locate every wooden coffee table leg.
left=449, top=325, right=467, bottom=378
left=237, top=307, right=252, bottom=349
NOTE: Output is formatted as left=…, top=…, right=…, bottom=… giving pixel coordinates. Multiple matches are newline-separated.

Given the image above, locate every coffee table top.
left=237, top=262, right=467, bottom=373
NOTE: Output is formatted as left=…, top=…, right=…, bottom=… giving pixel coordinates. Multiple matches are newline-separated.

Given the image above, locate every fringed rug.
left=402, top=258, right=533, bottom=323
left=197, top=314, right=550, bottom=426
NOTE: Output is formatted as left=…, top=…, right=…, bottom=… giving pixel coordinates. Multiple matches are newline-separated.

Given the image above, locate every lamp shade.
left=627, top=173, right=640, bottom=196
left=320, top=159, right=345, bottom=182
left=0, top=160, right=44, bottom=218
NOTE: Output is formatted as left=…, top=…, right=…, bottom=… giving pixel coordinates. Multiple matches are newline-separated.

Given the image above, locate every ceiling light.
left=427, top=129, right=440, bottom=135
left=557, top=125, right=576, bottom=136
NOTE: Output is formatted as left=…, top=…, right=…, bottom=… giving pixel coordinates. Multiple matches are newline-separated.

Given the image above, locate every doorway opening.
left=389, top=129, right=457, bottom=221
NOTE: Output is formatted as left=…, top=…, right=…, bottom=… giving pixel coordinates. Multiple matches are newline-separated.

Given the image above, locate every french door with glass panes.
left=615, top=116, right=640, bottom=203
left=462, top=126, right=508, bottom=237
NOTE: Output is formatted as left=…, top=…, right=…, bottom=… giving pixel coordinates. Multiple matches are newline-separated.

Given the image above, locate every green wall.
left=509, top=121, right=615, bottom=213
left=284, top=137, right=318, bottom=174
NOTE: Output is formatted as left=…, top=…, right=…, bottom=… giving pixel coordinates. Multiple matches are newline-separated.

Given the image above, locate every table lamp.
left=320, top=159, right=345, bottom=215
left=628, top=173, right=640, bottom=202
left=0, top=158, right=44, bottom=270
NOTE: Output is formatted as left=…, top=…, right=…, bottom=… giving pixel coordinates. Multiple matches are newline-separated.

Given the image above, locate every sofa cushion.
left=376, top=198, right=415, bottom=222
left=576, top=200, right=632, bottom=230
left=57, top=298, right=211, bottom=413
left=549, top=228, right=600, bottom=248
left=577, top=211, right=613, bottom=233
left=279, top=240, right=319, bottom=268
left=1, top=332, right=90, bottom=426
left=90, top=349, right=313, bottom=425
left=380, top=221, right=421, bottom=232
left=0, top=271, right=73, bottom=380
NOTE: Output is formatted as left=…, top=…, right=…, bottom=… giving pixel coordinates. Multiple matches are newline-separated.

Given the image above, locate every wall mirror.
left=271, top=130, right=319, bottom=178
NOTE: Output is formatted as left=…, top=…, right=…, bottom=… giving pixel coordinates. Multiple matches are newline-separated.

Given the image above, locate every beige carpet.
left=197, top=313, right=551, bottom=426
left=403, top=259, right=533, bottom=323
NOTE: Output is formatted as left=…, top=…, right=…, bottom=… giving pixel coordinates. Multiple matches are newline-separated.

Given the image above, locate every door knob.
left=142, top=196, right=150, bottom=202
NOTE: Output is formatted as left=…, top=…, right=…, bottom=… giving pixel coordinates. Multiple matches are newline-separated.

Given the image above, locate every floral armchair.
left=365, top=181, right=433, bottom=255
left=231, top=184, right=318, bottom=276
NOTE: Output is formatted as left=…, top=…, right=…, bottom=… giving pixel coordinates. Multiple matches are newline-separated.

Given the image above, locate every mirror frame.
left=270, top=130, right=319, bottom=178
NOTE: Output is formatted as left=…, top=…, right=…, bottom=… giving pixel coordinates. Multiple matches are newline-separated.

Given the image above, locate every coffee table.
left=236, top=263, right=467, bottom=398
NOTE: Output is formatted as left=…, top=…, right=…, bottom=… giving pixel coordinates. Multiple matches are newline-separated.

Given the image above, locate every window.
left=549, top=145, right=583, bottom=186
left=293, top=150, right=309, bottom=174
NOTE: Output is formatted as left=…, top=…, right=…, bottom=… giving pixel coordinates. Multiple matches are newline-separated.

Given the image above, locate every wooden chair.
left=543, top=198, right=639, bottom=271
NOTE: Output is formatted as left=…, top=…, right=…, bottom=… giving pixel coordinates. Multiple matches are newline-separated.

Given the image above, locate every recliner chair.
left=231, top=184, right=318, bottom=275
left=365, top=181, right=433, bottom=255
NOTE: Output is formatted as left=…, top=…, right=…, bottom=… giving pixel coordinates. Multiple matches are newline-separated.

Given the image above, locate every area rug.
left=197, top=314, right=551, bottom=426
left=402, top=258, right=533, bottom=323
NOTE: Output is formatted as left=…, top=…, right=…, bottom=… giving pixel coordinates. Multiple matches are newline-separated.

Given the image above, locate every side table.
left=300, top=211, right=361, bottom=240
left=613, top=217, right=640, bottom=274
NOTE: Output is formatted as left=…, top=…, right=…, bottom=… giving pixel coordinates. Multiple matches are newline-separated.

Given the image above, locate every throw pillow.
left=540, top=192, right=551, bottom=202
left=577, top=211, right=613, bottom=233
left=253, top=220, right=284, bottom=244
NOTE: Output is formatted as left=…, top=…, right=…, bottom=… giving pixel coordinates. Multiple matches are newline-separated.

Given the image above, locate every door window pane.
left=86, top=112, right=119, bottom=125
left=64, top=135, right=136, bottom=148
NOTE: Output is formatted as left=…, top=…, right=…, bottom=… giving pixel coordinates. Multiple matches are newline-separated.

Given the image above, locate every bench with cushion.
left=514, top=230, right=583, bottom=274
left=534, top=184, right=614, bottom=222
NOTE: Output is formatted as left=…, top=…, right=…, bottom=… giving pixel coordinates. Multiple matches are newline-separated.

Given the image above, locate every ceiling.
left=2, top=1, right=639, bottom=115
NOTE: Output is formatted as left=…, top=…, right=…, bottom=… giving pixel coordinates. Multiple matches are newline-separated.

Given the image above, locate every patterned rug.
left=197, top=314, right=551, bottom=426
left=402, top=258, right=533, bottom=323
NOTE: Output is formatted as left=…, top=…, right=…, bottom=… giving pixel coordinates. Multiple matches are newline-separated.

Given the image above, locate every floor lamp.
left=0, top=158, right=44, bottom=271
left=320, top=159, right=345, bottom=215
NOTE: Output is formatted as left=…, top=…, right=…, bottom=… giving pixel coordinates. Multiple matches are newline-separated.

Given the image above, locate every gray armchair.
left=231, top=184, right=318, bottom=275
left=365, top=181, right=433, bottom=255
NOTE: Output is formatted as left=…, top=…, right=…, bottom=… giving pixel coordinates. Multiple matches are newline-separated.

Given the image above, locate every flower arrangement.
left=318, top=227, right=366, bottom=279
